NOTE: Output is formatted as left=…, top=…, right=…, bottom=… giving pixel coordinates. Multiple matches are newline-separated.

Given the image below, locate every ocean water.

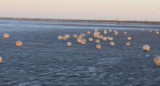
left=0, top=20, right=160, bottom=86
left=0, top=19, right=160, bottom=32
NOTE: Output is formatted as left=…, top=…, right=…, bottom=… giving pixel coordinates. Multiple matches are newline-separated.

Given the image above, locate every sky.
left=0, top=0, right=160, bottom=21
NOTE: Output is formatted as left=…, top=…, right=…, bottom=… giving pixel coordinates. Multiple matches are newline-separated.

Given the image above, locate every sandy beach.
left=0, top=20, right=160, bottom=86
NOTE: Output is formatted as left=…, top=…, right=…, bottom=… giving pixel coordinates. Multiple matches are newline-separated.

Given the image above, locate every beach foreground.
left=0, top=20, right=160, bottom=86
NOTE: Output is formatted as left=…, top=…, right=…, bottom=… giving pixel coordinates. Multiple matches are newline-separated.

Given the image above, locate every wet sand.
left=0, top=28, right=160, bottom=86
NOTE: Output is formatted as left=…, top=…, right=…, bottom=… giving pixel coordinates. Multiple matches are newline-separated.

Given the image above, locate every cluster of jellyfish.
left=0, top=33, right=23, bottom=63
left=58, top=29, right=160, bottom=67
left=58, top=29, right=131, bottom=48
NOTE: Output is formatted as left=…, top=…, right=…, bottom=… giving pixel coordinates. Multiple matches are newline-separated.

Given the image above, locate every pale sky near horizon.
left=0, top=0, right=160, bottom=21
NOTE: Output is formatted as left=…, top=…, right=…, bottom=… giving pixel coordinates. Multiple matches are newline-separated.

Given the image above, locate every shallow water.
left=0, top=19, right=160, bottom=32
left=0, top=20, right=160, bottom=86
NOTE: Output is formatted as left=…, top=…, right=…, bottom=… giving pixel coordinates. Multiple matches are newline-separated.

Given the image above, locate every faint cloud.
left=158, top=8, right=160, bottom=10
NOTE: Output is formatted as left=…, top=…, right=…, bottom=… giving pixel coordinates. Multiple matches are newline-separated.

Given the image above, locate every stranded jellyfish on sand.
left=142, top=45, right=150, bottom=52
left=62, top=36, right=67, bottom=40
left=73, top=34, right=78, bottom=38
left=108, top=37, right=113, bottom=41
left=110, top=41, right=115, bottom=46
left=103, top=37, right=107, bottom=41
left=3, top=33, right=10, bottom=38
left=89, top=37, right=93, bottom=42
left=93, top=32, right=98, bottom=38
left=77, top=38, right=82, bottom=43
left=154, top=56, right=160, bottom=66
left=65, top=34, right=70, bottom=39
left=96, top=44, right=101, bottom=49
left=0, top=56, right=2, bottom=63
left=95, top=39, right=100, bottom=43
left=67, top=42, right=72, bottom=47
left=114, top=31, right=119, bottom=35
left=124, top=32, right=127, bottom=35
left=58, top=35, right=63, bottom=40
left=156, top=31, right=159, bottom=35
left=126, top=42, right=131, bottom=46
left=16, top=41, right=23, bottom=47
left=104, top=30, right=107, bottom=34
left=87, top=31, right=91, bottom=34
left=97, top=35, right=103, bottom=39
left=127, top=37, right=132, bottom=40
left=80, top=33, right=86, bottom=37
left=81, top=39, right=86, bottom=45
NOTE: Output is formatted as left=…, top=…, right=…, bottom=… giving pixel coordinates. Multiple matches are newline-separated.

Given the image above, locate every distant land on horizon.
left=0, top=17, right=160, bottom=25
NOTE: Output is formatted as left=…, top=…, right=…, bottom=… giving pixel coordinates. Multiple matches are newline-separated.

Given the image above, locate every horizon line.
left=0, top=17, right=160, bottom=24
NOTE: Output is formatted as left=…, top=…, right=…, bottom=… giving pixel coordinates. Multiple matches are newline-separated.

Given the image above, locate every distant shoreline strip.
left=0, top=17, right=160, bottom=24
